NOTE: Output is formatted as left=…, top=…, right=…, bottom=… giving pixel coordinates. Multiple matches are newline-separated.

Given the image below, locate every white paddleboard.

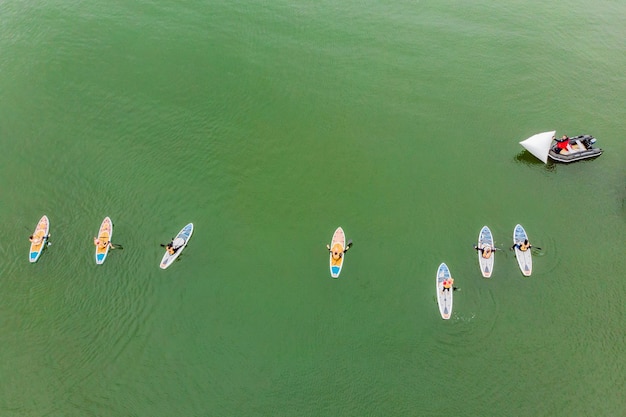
left=329, top=227, right=346, bottom=278
left=160, top=223, right=194, bottom=269
left=29, top=215, right=49, bottom=263
left=477, top=225, right=495, bottom=278
left=513, top=224, right=532, bottom=276
left=436, top=263, right=453, bottom=320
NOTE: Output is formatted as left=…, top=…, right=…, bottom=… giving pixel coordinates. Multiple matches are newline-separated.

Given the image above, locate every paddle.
left=95, top=239, right=121, bottom=250
left=473, top=244, right=505, bottom=259
left=160, top=241, right=185, bottom=253
left=160, top=242, right=180, bottom=249
left=474, top=244, right=503, bottom=250
left=326, top=240, right=353, bottom=253
left=160, top=237, right=175, bottom=248
left=510, top=244, right=542, bottom=251
left=28, top=233, right=52, bottom=246
left=494, top=246, right=510, bottom=258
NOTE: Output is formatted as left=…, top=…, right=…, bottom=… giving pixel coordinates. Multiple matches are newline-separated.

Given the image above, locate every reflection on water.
left=513, top=151, right=557, bottom=172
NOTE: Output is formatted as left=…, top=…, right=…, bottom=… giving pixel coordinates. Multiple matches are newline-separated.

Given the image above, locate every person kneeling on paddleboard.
left=512, top=239, right=532, bottom=252
left=473, top=245, right=496, bottom=259
left=442, top=278, right=454, bottom=292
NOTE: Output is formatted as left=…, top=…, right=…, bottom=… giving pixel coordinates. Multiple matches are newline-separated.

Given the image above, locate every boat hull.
left=549, top=135, right=603, bottom=163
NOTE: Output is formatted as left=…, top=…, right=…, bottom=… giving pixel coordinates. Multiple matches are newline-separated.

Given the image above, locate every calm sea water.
left=1, top=1, right=625, bottom=416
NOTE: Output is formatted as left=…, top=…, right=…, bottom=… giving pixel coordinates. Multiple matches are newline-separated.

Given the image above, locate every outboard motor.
left=581, top=136, right=596, bottom=148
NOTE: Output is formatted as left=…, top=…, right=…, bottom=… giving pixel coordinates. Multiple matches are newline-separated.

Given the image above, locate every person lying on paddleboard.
left=442, top=278, right=454, bottom=292
left=29, top=231, right=47, bottom=245
left=473, top=244, right=497, bottom=259
left=511, top=239, right=532, bottom=252
left=94, top=237, right=115, bottom=250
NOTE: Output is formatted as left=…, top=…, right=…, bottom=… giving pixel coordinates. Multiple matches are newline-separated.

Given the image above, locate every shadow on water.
left=513, top=151, right=556, bottom=173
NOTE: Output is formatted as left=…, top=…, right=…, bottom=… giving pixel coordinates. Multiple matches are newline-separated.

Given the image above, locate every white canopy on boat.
left=519, top=131, right=556, bottom=164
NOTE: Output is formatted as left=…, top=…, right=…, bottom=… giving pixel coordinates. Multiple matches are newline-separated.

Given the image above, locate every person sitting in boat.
left=442, top=278, right=454, bottom=292
left=555, top=135, right=571, bottom=154
left=473, top=244, right=497, bottom=259
left=512, top=239, right=532, bottom=252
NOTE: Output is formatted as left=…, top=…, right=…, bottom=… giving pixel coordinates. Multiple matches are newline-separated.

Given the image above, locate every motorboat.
left=519, top=131, right=603, bottom=163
